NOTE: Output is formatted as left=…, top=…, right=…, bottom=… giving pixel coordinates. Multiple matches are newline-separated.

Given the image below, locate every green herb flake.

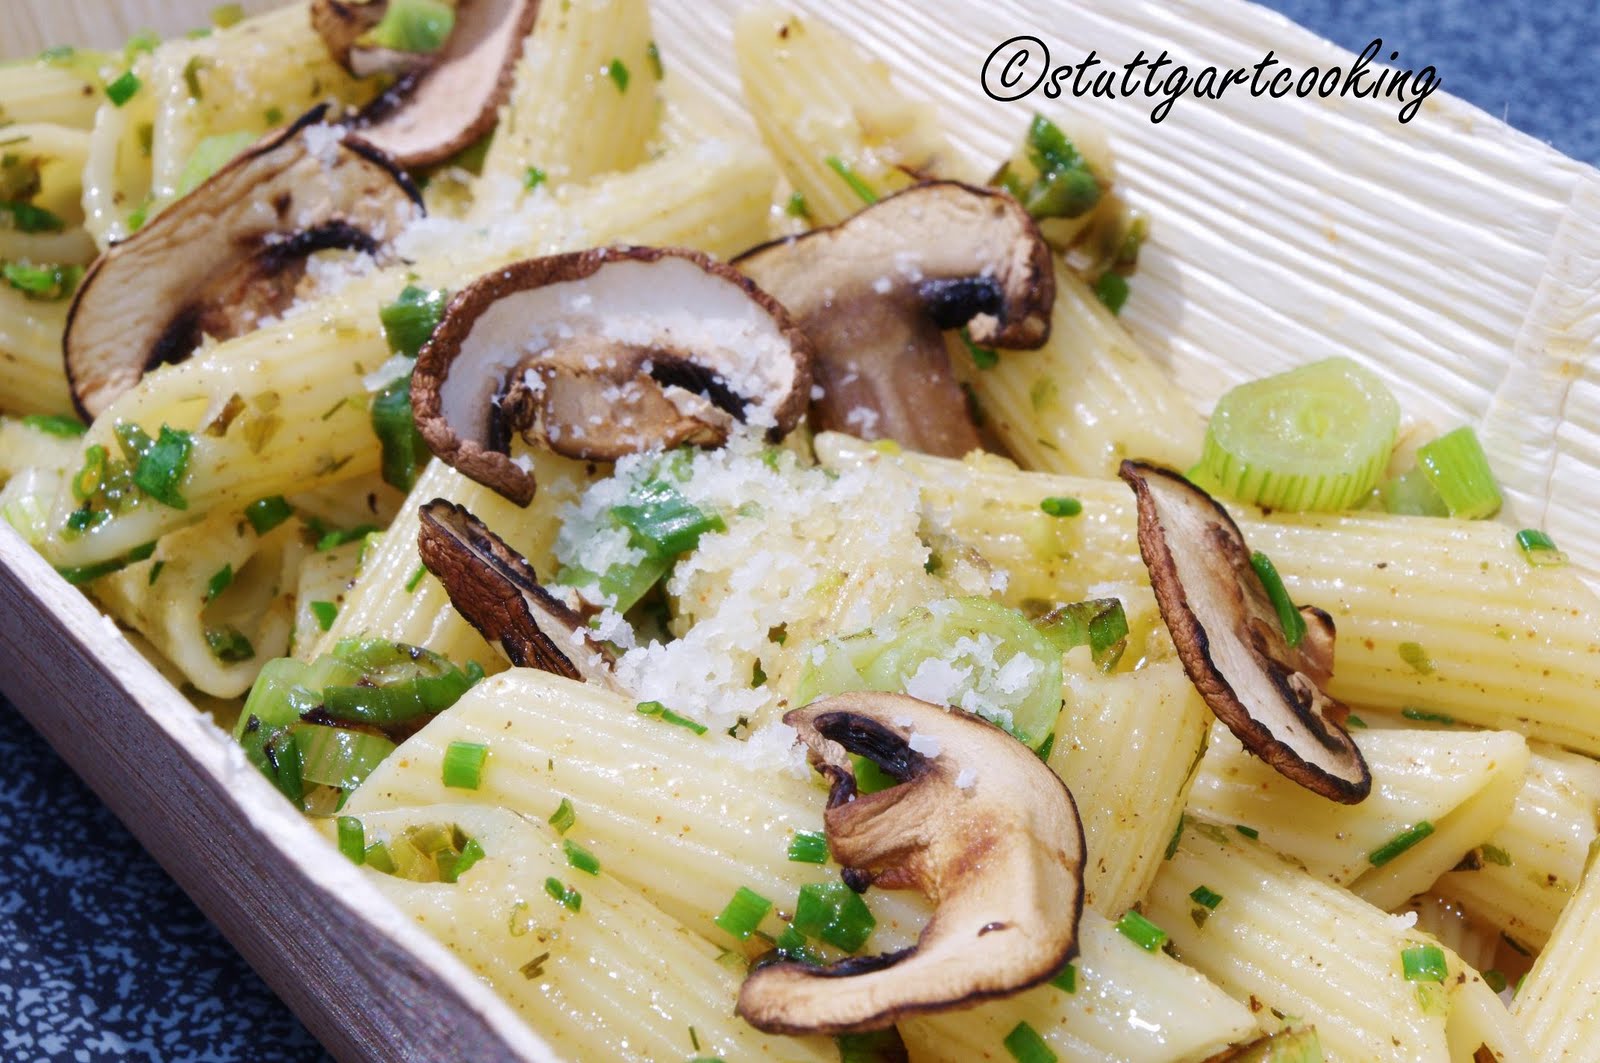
left=130, top=425, right=194, bottom=509
left=714, top=886, right=772, bottom=940
left=548, top=797, right=576, bottom=835
left=793, top=881, right=876, bottom=953
left=784, top=190, right=811, bottom=220
left=787, top=830, right=829, bottom=864
left=1189, top=885, right=1223, bottom=910
left=205, top=562, right=233, bottom=601
left=1516, top=528, right=1567, bottom=567
left=1002, top=1020, right=1057, bottom=1063
left=1048, top=962, right=1076, bottom=994
left=523, top=166, right=547, bottom=191
left=1401, top=706, right=1455, bottom=726
left=646, top=40, right=663, bottom=79
left=182, top=56, right=208, bottom=100
left=2, top=261, right=82, bottom=300
left=310, top=600, right=339, bottom=631
left=441, top=740, right=489, bottom=790
left=1480, top=843, right=1512, bottom=867
left=204, top=623, right=254, bottom=662
left=0, top=200, right=65, bottom=233
left=563, top=838, right=600, bottom=876
left=1039, top=496, right=1081, bottom=518
left=1345, top=714, right=1368, bottom=729
left=336, top=815, right=365, bottom=864
left=211, top=3, right=246, bottom=28
left=147, top=560, right=165, bottom=586
left=21, top=413, right=86, bottom=437
left=1114, top=909, right=1167, bottom=952
left=1093, top=272, right=1129, bottom=315
left=1164, top=816, right=1185, bottom=860
left=1369, top=821, right=1434, bottom=867
left=106, top=70, right=142, bottom=107
left=1483, top=968, right=1508, bottom=993
left=1235, top=824, right=1259, bottom=840
left=1249, top=550, right=1306, bottom=649
left=605, top=57, right=630, bottom=92
left=1401, top=943, right=1448, bottom=983
left=960, top=326, right=998, bottom=370
left=824, top=155, right=878, bottom=205
left=544, top=876, right=582, bottom=912
left=405, top=564, right=427, bottom=593
left=635, top=700, right=709, bottom=735
left=1398, top=641, right=1435, bottom=675
left=244, top=495, right=293, bottom=534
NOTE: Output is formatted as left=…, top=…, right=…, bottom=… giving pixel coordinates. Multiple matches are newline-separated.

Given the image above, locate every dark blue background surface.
left=2, top=3, right=1595, bottom=1060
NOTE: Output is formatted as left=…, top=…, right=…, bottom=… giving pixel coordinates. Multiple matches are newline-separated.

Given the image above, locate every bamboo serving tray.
left=3, top=1, right=1597, bottom=1060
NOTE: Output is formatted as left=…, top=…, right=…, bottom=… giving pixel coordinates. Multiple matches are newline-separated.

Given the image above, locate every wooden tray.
left=4, top=1, right=1597, bottom=1061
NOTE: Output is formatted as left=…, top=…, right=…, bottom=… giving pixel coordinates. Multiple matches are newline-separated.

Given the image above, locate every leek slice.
left=1198, top=357, right=1399, bottom=513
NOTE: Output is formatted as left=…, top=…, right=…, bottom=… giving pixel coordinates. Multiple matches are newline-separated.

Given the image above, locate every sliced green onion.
left=1035, top=732, right=1056, bottom=762
left=1415, top=426, right=1501, bottom=519
left=309, top=600, right=338, bottom=631
left=1036, top=597, right=1128, bottom=674
left=370, top=376, right=429, bottom=492
left=1164, top=816, right=1185, bottom=860
left=211, top=3, right=245, bottom=28
left=548, top=798, right=576, bottom=835
left=0, top=199, right=65, bottom=233
left=318, top=639, right=481, bottom=726
left=544, top=877, right=582, bottom=912
left=1480, top=843, right=1512, bottom=867
left=1400, top=706, right=1454, bottom=726
left=106, top=70, right=141, bottom=107
left=1092, top=273, right=1129, bottom=315
left=405, top=564, right=427, bottom=592
left=366, top=0, right=455, bottom=53
left=1377, top=467, right=1448, bottom=517
left=836, top=1029, right=907, bottom=1063
left=205, top=562, right=233, bottom=601
left=1516, top=528, right=1567, bottom=567
left=127, top=424, right=193, bottom=509
left=1189, top=885, right=1223, bottom=910
left=793, top=882, right=876, bottom=952
left=563, top=838, right=600, bottom=876
left=1049, top=962, right=1077, bottom=994
left=1401, top=944, right=1447, bottom=983
left=337, top=816, right=365, bottom=864
left=1249, top=551, right=1305, bottom=649
left=298, top=724, right=397, bottom=791
left=1114, top=910, right=1167, bottom=952
left=960, top=327, right=999, bottom=370
left=442, top=740, right=489, bottom=789
left=785, top=191, right=811, bottom=220
left=176, top=130, right=255, bottom=196
left=363, top=841, right=395, bottom=873
left=313, top=521, right=380, bottom=551
left=1039, top=496, right=1082, bottom=518
left=611, top=479, right=724, bottom=559
left=1002, top=1020, right=1057, bottom=1063
left=439, top=836, right=486, bottom=883
left=604, top=57, right=630, bottom=92
left=646, top=40, right=663, bottom=78
left=237, top=712, right=305, bottom=804
left=635, top=700, right=708, bottom=735
left=1369, top=821, right=1434, bottom=867
left=824, top=155, right=877, bottom=205
left=54, top=541, right=155, bottom=585
left=714, top=886, right=772, bottom=939
left=850, top=754, right=899, bottom=795
left=21, top=413, right=86, bottom=437
left=1397, top=641, right=1434, bottom=675
left=205, top=624, right=254, bottom=662
left=1483, top=969, right=1508, bottom=993
left=147, top=560, right=165, bottom=586
left=523, top=166, right=546, bottom=191
left=1198, top=357, right=1399, bottom=513
left=245, top=495, right=293, bottom=534
left=1345, top=714, right=1368, bottom=729
left=2, top=261, right=82, bottom=300
left=379, top=285, right=448, bottom=358
left=788, top=830, right=829, bottom=865
left=1235, top=824, right=1259, bottom=840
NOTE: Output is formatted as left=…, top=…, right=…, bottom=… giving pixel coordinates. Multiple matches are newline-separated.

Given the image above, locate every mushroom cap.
left=417, top=497, right=625, bottom=690
left=737, top=692, right=1085, bottom=1035
left=343, top=0, right=541, bottom=167
left=734, top=181, right=1053, bottom=458
left=63, top=106, right=421, bottom=421
left=1119, top=460, right=1371, bottom=804
left=412, top=246, right=813, bottom=505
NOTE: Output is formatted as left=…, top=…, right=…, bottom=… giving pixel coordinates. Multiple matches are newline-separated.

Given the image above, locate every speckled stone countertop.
left=2, top=2, right=1595, bottom=1060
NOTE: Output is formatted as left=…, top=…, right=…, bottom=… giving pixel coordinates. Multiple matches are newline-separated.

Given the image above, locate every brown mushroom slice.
left=63, top=106, right=421, bottom=420
left=417, top=498, right=626, bottom=690
left=1119, top=460, right=1371, bottom=804
left=339, top=0, right=540, bottom=167
left=310, top=0, right=422, bottom=77
left=412, top=246, right=812, bottom=505
left=733, top=181, right=1054, bottom=458
left=737, top=692, right=1085, bottom=1035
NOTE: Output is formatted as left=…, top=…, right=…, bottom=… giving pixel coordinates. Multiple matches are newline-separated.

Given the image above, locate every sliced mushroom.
left=417, top=498, right=626, bottom=690
left=737, top=692, right=1085, bottom=1035
left=734, top=181, right=1054, bottom=458
left=1119, top=460, right=1370, bottom=804
left=412, top=246, right=812, bottom=505
left=331, top=0, right=541, bottom=167
left=311, top=0, right=433, bottom=78
left=63, top=106, right=421, bottom=420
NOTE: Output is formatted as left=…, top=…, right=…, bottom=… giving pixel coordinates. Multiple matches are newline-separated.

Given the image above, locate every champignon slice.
left=63, top=105, right=420, bottom=420
left=737, top=692, right=1085, bottom=1035
left=335, top=0, right=540, bottom=167
left=733, top=181, right=1054, bottom=458
left=310, top=0, right=428, bottom=77
left=412, top=246, right=812, bottom=505
left=1119, top=460, right=1371, bottom=804
left=417, top=498, right=625, bottom=690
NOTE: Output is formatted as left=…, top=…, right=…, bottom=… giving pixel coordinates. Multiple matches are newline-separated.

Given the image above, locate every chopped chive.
left=1093, top=272, right=1129, bottom=315
left=604, top=57, right=629, bottom=92
left=363, top=841, right=395, bottom=873
left=562, top=838, right=600, bottom=876
left=519, top=951, right=549, bottom=979
left=441, top=740, right=489, bottom=790
left=1401, top=943, right=1448, bottom=983
left=787, top=830, right=829, bottom=864
left=960, top=327, right=999, bottom=370
left=836, top=1030, right=906, bottom=1062
left=21, top=413, right=86, bottom=437
left=204, top=623, right=254, bottom=662
left=1515, top=528, right=1567, bottom=567
left=1039, top=496, right=1081, bottom=518
left=1114, top=910, right=1167, bottom=952
left=646, top=40, right=663, bottom=78
left=611, top=479, right=723, bottom=558
left=1035, top=731, right=1056, bottom=762
left=313, top=523, right=379, bottom=551
left=794, top=881, right=876, bottom=952
left=182, top=56, right=206, bottom=100
left=2, top=261, right=82, bottom=300
left=405, top=564, right=427, bottom=592
left=1249, top=550, right=1305, bottom=649
left=1235, top=824, right=1259, bottom=840
left=523, top=166, right=546, bottom=191
left=1048, top=962, right=1076, bottom=994
left=265, top=106, right=283, bottom=125
left=1003, top=1020, right=1057, bottom=1063
left=544, top=877, right=581, bottom=911
left=205, top=563, right=233, bottom=602
left=714, top=886, right=772, bottom=939
left=1345, top=714, right=1368, bottom=729
left=1035, top=597, right=1128, bottom=673
left=337, top=816, right=365, bottom=864
left=635, top=700, right=708, bottom=735
left=1416, top=426, right=1501, bottom=519
left=1369, top=821, right=1434, bottom=867
left=106, top=70, right=142, bottom=106
left=1401, top=706, right=1455, bottom=726
left=548, top=797, right=576, bottom=835
left=824, top=155, right=878, bottom=205
left=1398, top=641, right=1434, bottom=675
left=130, top=425, right=194, bottom=510
left=0, top=199, right=65, bottom=233
left=1189, top=885, right=1223, bottom=910
left=784, top=190, right=811, bottom=220
left=437, top=836, right=484, bottom=882
left=245, top=495, right=292, bottom=534
left=147, top=560, right=165, bottom=586
left=1483, top=968, right=1508, bottom=993
left=123, top=29, right=159, bottom=59
left=1480, top=843, right=1512, bottom=867
left=1164, top=816, right=1185, bottom=860
left=309, top=600, right=339, bottom=632
left=379, top=284, right=448, bottom=359
left=211, top=3, right=245, bottom=28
